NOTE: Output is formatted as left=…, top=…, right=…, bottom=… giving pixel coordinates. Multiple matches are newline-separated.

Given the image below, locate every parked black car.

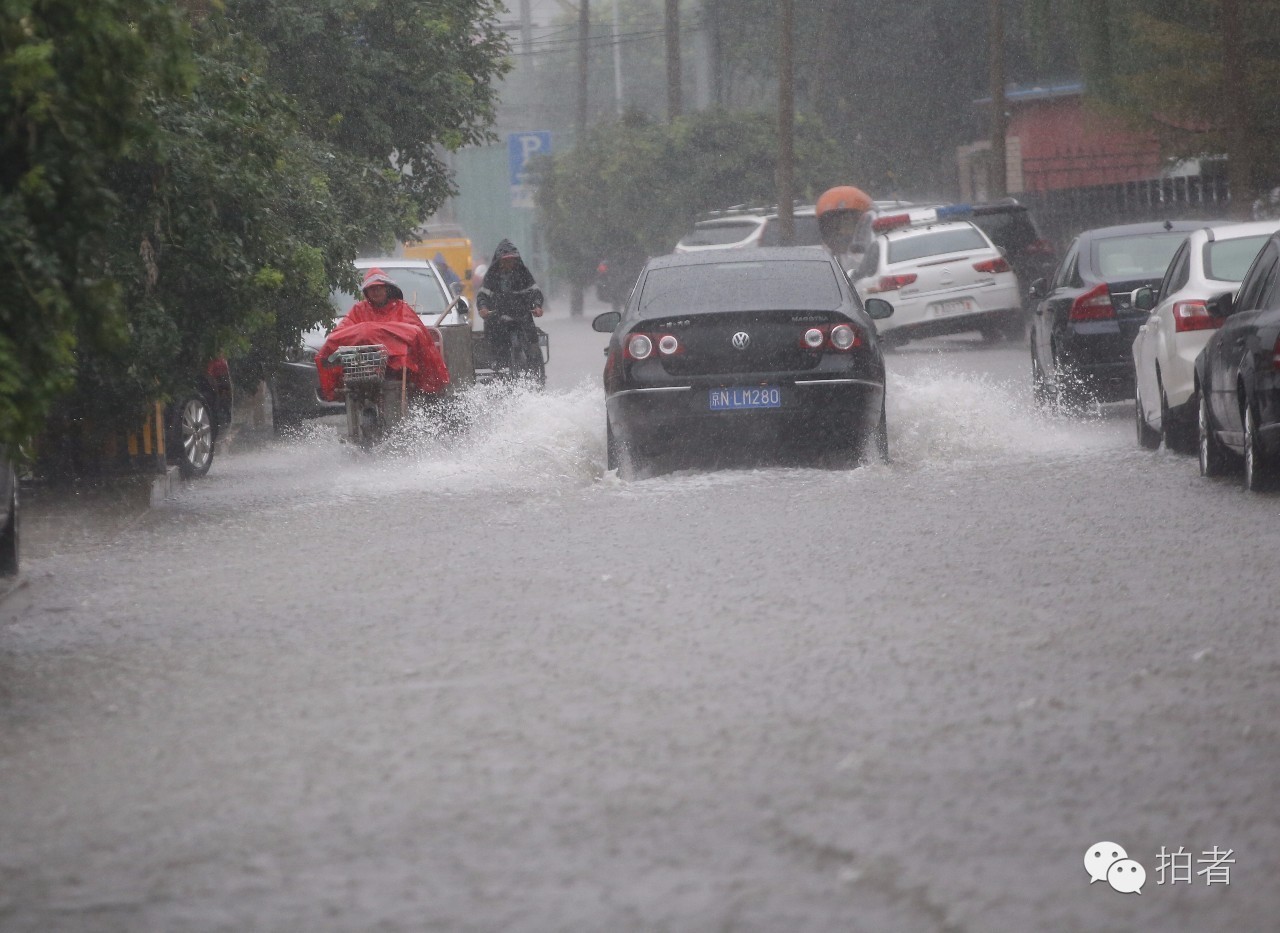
left=1, top=450, right=17, bottom=576
left=967, top=199, right=1058, bottom=305
left=1030, top=220, right=1207, bottom=407
left=593, top=247, right=894, bottom=477
left=1194, top=230, right=1280, bottom=489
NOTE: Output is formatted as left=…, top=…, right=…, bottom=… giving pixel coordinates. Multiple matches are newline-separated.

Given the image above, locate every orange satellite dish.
left=816, top=186, right=873, bottom=216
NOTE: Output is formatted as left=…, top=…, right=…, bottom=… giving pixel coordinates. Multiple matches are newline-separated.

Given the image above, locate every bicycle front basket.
left=332, top=344, right=388, bottom=386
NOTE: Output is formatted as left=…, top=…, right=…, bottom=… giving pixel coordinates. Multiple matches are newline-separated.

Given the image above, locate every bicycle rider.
left=476, top=239, right=543, bottom=374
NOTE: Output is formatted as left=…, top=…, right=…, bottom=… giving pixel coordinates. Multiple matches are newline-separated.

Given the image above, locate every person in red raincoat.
left=316, top=268, right=450, bottom=401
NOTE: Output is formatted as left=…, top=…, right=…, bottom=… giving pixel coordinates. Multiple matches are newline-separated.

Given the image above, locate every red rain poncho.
left=316, top=298, right=450, bottom=401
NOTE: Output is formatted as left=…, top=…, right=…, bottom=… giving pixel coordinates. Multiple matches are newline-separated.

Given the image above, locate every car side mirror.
left=1205, top=291, right=1234, bottom=318
left=1028, top=278, right=1046, bottom=300
left=864, top=298, right=894, bottom=321
left=452, top=296, right=470, bottom=320
left=449, top=281, right=463, bottom=298
left=592, top=311, right=622, bottom=333
left=1131, top=286, right=1155, bottom=312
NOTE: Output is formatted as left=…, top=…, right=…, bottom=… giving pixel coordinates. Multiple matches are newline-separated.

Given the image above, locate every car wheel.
left=1135, top=388, right=1161, bottom=450
left=0, top=477, right=17, bottom=577
left=1244, top=403, right=1274, bottom=491
left=1053, top=364, right=1080, bottom=414
left=1031, top=350, right=1050, bottom=409
left=174, top=395, right=215, bottom=478
left=1198, top=391, right=1228, bottom=478
left=606, top=418, right=619, bottom=472
left=872, top=401, right=890, bottom=463
left=1159, top=388, right=1194, bottom=454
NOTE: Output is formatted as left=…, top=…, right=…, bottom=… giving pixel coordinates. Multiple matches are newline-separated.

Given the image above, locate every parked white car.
left=850, top=218, right=1023, bottom=342
left=673, top=206, right=821, bottom=253
left=1131, top=220, right=1279, bottom=451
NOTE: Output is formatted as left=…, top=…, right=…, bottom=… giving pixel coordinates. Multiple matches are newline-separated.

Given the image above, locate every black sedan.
left=1195, top=230, right=1280, bottom=490
left=592, top=247, right=894, bottom=476
left=1030, top=220, right=1210, bottom=408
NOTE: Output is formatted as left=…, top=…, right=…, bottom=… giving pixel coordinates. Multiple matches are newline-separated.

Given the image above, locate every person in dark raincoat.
left=475, top=239, right=543, bottom=372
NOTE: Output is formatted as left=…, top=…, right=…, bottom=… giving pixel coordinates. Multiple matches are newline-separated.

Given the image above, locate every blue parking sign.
left=509, top=132, right=552, bottom=186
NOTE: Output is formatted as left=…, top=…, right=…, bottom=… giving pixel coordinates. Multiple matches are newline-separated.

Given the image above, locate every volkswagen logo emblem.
left=731, top=331, right=751, bottom=350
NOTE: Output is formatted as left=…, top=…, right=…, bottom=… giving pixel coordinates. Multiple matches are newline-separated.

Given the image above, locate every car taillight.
left=1069, top=283, right=1115, bottom=322
left=797, top=323, right=863, bottom=351
left=869, top=273, right=917, bottom=293
left=624, top=332, right=682, bottom=360
left=973, top=257, right=1011, bottom=274
left=1171, top=300, right=1221, bottom=333
left=625, top=333, right=653, bottom=360
left=829, top=323, right=860, bottom=350
left=1026, top=238, right=1055, bottom=256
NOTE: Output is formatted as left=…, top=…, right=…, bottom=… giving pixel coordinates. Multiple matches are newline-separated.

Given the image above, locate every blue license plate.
left=708, top=386, right=782, bottom=410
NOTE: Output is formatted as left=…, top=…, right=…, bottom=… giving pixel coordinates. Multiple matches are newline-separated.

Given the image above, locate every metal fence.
left=1018, top=174, right=1232, bottom=249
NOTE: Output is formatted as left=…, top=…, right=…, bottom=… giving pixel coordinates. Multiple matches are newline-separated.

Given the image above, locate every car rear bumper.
left=1058, top=327, right=1143, bottom=400
left=883, top=305, right=1023, bottom=341
left=608, top=378, right=884, bottom=455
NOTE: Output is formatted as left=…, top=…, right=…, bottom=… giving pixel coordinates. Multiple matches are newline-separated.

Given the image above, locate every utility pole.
left=776, top=0, right=795, bottom=244
left=572, top=0, right=590, bottom=319
left=519, top=0, right=532, bottom=57
left=577, top=0, right=590, bottom=138
left=665, top=0, right=682, bottom=121
left=1221, top=0, right=1252, bottom=218
left=612, top=0, right=624, bottom=115
left=988, top=0, right=1007, bottom=199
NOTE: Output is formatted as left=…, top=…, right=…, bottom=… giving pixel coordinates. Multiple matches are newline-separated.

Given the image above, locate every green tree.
left=0, top=0, right=190, bottom=451
left=22, top=0, right=511, bottom=461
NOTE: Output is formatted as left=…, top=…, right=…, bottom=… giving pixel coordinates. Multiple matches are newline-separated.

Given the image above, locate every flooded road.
left=2, top=310, right=1278, bottom=931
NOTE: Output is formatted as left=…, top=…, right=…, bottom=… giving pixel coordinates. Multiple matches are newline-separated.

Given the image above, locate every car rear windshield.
left=887, top=227, right=989, bottom=264
left=679, top=221, right=761, bottom=248
left=971, top=210, right=1039, bottom=251
left=759, top=215, right=823, bottom=247
left=1203, top=235, right=1270, bottom=282
left=1091, top=233, right=1187, bottom=280
left=638, top=260, right=843, bottom=315
left=330, top=267, right=450, bottom=317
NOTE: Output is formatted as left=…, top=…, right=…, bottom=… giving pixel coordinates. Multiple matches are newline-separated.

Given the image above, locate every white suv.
left=851, top=219, right=1023, bottom=343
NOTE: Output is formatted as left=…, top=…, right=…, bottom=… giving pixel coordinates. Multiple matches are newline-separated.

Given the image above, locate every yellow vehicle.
left=402, top=224, right=479, bottom=309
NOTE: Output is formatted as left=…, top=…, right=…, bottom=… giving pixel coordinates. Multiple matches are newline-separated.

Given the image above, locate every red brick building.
left=958, top=82, right=1164, bottom=200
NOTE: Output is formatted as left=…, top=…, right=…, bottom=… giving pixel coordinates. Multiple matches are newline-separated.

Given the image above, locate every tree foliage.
left=0, top=0, right=190, bottom=451
left=536, top=108, right=853, bottom=286
left=1, top=0, right=511, bottom=455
